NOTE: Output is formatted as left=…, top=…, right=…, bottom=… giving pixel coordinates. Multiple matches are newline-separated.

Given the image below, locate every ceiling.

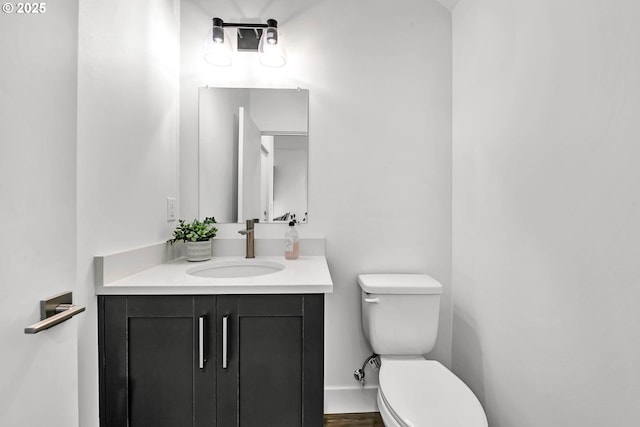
left=435, top=0, right=460, bottom=10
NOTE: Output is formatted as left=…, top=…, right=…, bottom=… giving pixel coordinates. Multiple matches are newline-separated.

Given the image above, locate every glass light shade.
left=258, top=28, right=286, bottom=67
left=212, top=25, right=224, bottom=43
left=203, top=28, right=233, bottom=67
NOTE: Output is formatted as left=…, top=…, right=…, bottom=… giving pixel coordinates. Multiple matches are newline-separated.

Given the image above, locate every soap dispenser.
left=284, top=220, right=299, bottom=260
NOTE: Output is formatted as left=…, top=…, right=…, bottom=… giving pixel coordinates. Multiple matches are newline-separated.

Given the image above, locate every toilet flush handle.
left=364, top=297, right=380, bottom=303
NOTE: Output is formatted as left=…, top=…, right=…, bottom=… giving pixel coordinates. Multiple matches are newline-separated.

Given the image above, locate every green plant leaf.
left=167, top=216, right=218, bottom=244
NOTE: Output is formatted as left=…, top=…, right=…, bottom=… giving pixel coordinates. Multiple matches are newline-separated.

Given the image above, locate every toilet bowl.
left=358, top=274, right=487, bottom=427
left=377, top=358, right=487, bottom=427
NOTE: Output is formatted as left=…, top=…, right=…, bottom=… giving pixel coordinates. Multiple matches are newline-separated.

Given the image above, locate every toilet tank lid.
left=358, top=274, right=443, bottom=294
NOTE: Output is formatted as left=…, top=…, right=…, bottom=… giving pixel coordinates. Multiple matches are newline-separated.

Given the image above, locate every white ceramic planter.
left=185, top=240, right=212, bottom=262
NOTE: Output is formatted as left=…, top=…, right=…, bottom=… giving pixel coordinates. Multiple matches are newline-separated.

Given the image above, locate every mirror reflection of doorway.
left=199, top=87, right=309, bottom=223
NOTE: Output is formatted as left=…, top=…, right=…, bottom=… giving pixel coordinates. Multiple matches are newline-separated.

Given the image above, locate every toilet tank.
left=358, top=274, right=442, bottom=356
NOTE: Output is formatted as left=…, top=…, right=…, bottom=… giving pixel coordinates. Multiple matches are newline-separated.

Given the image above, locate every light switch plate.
left=167, top=197, right=176, bottom=221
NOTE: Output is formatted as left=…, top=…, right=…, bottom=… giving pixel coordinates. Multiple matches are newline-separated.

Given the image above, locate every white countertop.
left=95, top=255, right=333, bottom=295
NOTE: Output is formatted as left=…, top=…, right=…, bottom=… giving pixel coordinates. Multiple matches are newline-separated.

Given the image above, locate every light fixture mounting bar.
left=221, top=22, right=269, bottom=29
left=212, top=17, right=278, bottom=30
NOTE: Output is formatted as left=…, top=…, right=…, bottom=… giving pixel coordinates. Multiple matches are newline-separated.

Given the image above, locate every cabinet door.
left=98, top=295, right=217, bottom=427
left=216, top=294, right=324, bottom=427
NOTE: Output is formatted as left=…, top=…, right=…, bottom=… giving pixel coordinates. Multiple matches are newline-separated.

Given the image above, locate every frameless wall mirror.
left=198, top=87, right=309, bottom=224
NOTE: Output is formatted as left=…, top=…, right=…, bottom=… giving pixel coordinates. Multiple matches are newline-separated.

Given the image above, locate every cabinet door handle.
left=222, top=315, right=229, bottom=369
left=199, top=316, right=206, bottom=369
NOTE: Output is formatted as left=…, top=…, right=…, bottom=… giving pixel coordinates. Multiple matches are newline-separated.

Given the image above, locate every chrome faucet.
left=238, top=218, right=259, bottom=258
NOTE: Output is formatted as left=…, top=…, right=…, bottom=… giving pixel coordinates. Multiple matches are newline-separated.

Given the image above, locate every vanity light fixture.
left=204, top=17, right=287, bottom=68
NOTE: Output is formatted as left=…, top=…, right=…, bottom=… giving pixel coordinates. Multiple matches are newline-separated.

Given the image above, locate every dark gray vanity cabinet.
left=216, top=294, right=324, bottom=427
left=98, top=295, right=216, bottom=427
left=98, top=294, right=324, bottom=427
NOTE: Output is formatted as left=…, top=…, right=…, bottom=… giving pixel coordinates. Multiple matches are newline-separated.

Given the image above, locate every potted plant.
left=168, top=216, right=218, bottom=261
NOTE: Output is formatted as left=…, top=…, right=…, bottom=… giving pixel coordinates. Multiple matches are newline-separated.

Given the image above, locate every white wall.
left=0, top=3, right=80, bottom=425
left=199, top=88, right=247, bottom=222
left=181, top=0, right=452, bottom=411
left=452, top=1, right=640, bottom=426
left=76, top=1, right=180, bottom=425
left=273, top=135, right=308, bottom=219
left=249, top=89, right=308, bottom=132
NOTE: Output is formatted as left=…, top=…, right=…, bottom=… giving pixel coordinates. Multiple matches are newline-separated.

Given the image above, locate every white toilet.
left=359, top=273, right=488, bottom=427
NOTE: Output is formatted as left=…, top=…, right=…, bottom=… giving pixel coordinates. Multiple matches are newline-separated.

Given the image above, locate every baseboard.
left=324, top=386, right=379, bottom=414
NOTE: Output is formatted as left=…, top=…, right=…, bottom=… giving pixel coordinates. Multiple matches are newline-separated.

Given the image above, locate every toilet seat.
left=378, top=358, right=488, bottom=427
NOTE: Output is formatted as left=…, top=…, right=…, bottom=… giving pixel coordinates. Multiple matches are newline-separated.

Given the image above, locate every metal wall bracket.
left=24, top=291, right=86, bottom=334
left=237, top=27, right=263, bottom=51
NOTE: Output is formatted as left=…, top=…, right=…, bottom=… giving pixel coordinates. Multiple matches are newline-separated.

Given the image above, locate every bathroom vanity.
left=95, top=85, right=321, bottom=426
left=99, top=293, right=323, bottom=427
left=95, top=242, right=332, bottom=427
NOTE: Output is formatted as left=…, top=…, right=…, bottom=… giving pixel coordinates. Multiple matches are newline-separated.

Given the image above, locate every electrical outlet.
left=167, top=197, right=176, bottom=221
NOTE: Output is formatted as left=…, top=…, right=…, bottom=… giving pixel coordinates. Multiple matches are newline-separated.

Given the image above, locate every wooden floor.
left=324, top=412, right=384, bottom=426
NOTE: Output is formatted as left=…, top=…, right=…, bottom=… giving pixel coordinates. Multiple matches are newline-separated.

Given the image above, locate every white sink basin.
left=187, top=260, right=285, bottom=278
